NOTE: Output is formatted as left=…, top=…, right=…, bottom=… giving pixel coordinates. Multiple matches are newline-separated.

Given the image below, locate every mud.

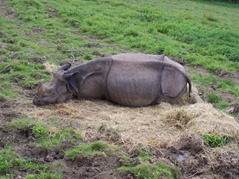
left=216, top=69, right=239, bottom=84
left=0, top=123, right=127, bottom=179
left=163, top=133, right=239, bottom=178
left=0, top=97, right=20, bottom=125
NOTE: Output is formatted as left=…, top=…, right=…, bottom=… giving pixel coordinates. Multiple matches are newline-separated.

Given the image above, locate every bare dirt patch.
left=163, top=133, right=239, bottom=178
left=0, top=97, right=20, bottom=125
left=216, top=69, right=239, bottom=84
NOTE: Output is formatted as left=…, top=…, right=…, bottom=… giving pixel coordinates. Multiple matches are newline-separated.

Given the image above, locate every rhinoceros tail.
left=185, top=75, right=192, bottom=97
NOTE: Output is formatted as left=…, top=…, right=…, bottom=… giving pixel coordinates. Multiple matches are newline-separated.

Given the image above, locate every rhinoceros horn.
left=37, top=82, right=49, bottom=95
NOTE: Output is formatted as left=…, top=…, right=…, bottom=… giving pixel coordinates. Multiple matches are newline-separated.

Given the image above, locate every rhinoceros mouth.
left=33, top=96, right=55, bottom=106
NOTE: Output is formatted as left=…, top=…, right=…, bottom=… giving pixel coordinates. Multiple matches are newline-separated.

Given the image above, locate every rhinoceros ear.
left=63, top=72, right=79, bottom=80
left=59, top=62, right=71, bottom=71
left=63, top=72, right=79, bottom=93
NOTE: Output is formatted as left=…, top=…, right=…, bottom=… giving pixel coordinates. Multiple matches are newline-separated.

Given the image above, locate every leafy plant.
left=32, top=124, right=48, bottom=138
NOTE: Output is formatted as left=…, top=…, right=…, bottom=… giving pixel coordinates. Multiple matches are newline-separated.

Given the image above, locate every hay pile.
left=25, top=86, right=239, bottom=145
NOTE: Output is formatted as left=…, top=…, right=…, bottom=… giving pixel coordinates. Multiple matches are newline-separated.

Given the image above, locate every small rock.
left=224, top=104, right=239, bottom=114
left=45, top=155, right=54, bottom=162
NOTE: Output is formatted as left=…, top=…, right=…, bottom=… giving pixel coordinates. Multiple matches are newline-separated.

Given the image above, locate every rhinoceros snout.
left=33, top=96, right=47, bottom=106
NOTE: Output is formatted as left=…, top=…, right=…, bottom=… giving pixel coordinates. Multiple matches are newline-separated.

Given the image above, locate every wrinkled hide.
left=33, top=53, right=191, bottom=107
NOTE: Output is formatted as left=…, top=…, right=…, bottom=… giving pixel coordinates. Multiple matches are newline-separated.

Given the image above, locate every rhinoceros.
left=33, top=53, right=191, bottom=107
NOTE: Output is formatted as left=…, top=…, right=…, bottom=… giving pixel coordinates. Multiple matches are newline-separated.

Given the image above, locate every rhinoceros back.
left=106, top=58, right=162, bottom=107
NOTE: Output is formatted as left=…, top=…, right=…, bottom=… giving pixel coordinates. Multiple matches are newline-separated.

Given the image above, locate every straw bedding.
left=25, top=86, right=239, bottom=145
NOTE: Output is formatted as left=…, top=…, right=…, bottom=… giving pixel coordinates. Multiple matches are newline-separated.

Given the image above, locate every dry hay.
left=206, top=143, right=239, bottom=178
left=23, top=86, right=239, bottom=146
left=43, top=62, right=58, bottom=72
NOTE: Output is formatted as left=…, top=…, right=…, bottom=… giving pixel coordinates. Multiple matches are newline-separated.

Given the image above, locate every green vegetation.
left=65, top=140, right=120, bottom=158
left=7, top=118, right=83, bottom=148
left=118, top=148, right=180, bottom=178
left=208, top=93, right=221, bottom=104
left=190, top=72, right=239, bottom=109
left=203, top=134, right=233, bottom=147
left=118, top=163, right=180, bottom=179
left=190, top=73, right=239, bottom=97
left=135, top=149, right=151, bottom=161
left=40, top=0, right=238, bottom=72
left=0, top=148, right=62, bottom=178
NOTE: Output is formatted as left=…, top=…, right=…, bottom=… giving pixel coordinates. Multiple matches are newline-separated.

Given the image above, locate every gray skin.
left=33, top=53, right=191, bottom=107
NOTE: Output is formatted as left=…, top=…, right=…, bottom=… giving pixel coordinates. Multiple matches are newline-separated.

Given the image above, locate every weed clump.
left=65, top=140, right=120, bottom=159
left=118, top=163, right=180, bottom=179
left=6, top=118, right=82, bottom=148
left=0, top=148, right=61, bottom=178
left=208, top=93, right=221, bottom=103
left=203, top=134, right=233, bottom=147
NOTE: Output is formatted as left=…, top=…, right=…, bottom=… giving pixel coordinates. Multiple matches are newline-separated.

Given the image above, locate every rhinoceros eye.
left=49, top=89, right=57, bottom=96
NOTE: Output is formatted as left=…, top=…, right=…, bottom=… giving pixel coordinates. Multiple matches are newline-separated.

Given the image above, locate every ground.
left=1, top=81, right=239, bottom=178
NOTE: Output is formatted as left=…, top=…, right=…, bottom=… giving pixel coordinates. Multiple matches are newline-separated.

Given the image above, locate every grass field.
left=1, top=0, right=239, bottom=109
left=0, top=0, right=239, bottom=178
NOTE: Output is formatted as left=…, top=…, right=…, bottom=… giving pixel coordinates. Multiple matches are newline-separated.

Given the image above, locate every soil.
left=215, top=69, right=239, bottom=84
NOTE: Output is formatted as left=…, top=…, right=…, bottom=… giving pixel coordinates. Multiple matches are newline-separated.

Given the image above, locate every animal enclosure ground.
left=1, top=91, right=239, bottom=178
left=1, top=0, right=239, bottom=178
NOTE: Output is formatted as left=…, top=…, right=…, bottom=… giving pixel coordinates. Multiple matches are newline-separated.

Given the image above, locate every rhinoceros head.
left=33, top=63, right=75, bottom=106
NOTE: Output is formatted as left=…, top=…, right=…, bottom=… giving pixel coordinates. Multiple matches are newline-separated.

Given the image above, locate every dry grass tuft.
left=206, top=143, right=239, bottom=178
left=43, top=62, right=58, bottom=72
left=54, top=103, right=81, bottom=117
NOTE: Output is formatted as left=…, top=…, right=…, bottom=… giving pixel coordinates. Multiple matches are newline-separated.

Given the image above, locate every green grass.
left=65, top=140, right=120, bottom=159
left=135, top=150, right=151, bottom=161
left=47, top=0, right=239, bottom=71
left=118, top=147, right=180, bottom=178
left=203, top=134, right=233, bottom=147
left=118, top=163, right=180, bottom=179
left=0, top=0, right=238, bottom=106
left=3, top=0, right=239, bottom=71
left=190, top=73, right=239, bottom=96
left=0, top=148, right=62, bottom=178
left=190, top=72, right=239, bottom=109
left=7, top=118, right=83, bottom=148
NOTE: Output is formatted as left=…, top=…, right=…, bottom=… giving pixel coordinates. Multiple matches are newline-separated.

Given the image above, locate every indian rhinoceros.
left=33, top=53, right=191, bottom=107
